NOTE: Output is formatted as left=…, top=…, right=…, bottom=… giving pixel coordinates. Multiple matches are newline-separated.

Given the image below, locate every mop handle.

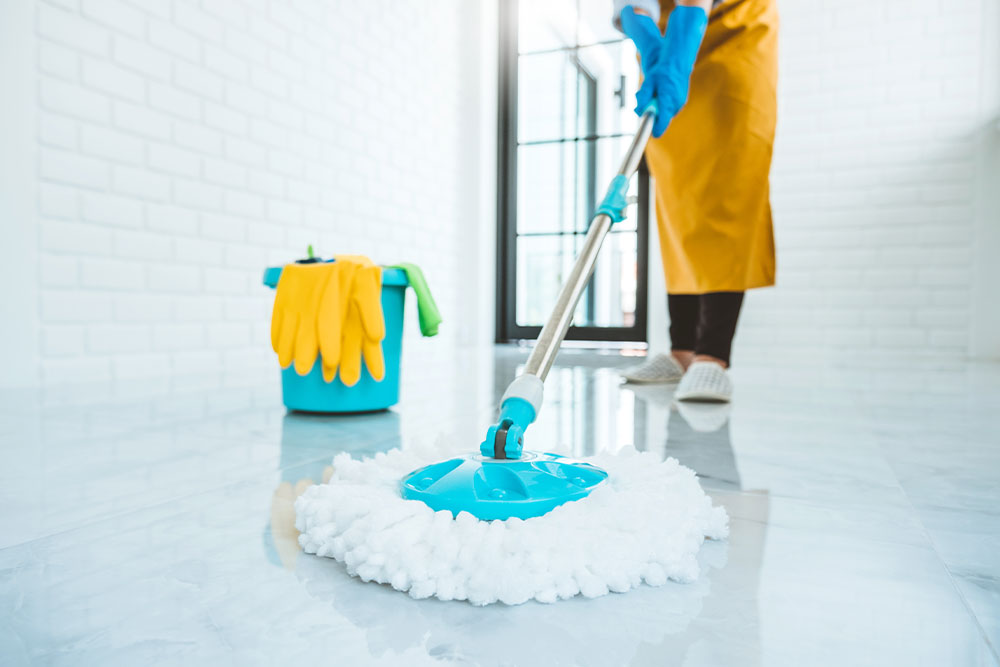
left=521, top=108, right=656, bottom=382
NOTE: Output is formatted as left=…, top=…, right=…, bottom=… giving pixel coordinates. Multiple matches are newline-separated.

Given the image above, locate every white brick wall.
left=4, top=0, right=995, bottom=387
left=731, top=0, right=1000, bottom=361
left=5, top=0, right=495, bottom=386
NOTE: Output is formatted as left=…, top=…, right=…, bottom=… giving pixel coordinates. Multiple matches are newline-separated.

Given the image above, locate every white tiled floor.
left=1, top=346, right=998, bottom=666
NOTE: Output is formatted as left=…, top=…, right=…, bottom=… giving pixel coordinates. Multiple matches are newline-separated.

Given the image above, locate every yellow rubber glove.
left=272, top=256, right=384, bottom=385
left=272, top=261, right=362, bottom=377
left=338, top=300, right=364, bottom=386
left=315, top=261, right=360, bottom=381
left=352, top=260, right=385, bottom=382
left=271, top=262, right=334, bottom=374
left=270, top=264, right=305, bottom=368
left=330, top=256, right=385, bottom=385
left=362, top=327, right=385, bottom=381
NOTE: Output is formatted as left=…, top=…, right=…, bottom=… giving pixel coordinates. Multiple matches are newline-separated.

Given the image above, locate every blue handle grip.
left=639, top=97, right=659, bottom=119
left=594, top=174, right=630, bottom=223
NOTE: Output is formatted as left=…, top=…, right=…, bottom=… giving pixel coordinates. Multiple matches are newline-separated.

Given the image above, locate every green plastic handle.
left=390, top=263, right=442, bottom=337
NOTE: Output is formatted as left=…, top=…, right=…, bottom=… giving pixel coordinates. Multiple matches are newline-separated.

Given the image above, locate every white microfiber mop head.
left=295, top=446, right=728, bottom=606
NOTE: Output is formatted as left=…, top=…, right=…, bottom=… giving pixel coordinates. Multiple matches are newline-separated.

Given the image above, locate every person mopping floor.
left=615, top=0, right=778, bottom=402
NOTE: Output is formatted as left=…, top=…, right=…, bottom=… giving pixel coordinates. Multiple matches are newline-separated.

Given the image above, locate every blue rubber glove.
left=620, top=5, right=708, bottom=137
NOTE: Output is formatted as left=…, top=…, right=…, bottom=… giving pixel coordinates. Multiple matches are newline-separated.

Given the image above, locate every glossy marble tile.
left=0, top=347, right=998, bottom=665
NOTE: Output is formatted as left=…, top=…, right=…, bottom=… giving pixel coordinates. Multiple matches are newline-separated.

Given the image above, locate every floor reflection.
left=292, top=548, right=720, bottom=667
left=253, top=349, right=997, bottom=665
left=624, top=381, right=769, bottom=666
left=3, top=349, right=997, bottom=664
left=264, top=354, right=767, bottom=665
left=265, top=410, right=402, bottom=571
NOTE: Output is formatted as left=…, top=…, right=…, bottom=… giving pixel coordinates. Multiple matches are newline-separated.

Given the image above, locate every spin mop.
left=295, top=104, right=729, bottom=605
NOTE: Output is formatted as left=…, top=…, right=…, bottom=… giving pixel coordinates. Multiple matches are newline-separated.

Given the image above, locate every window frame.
left=495, top=0, right=650, bottom=344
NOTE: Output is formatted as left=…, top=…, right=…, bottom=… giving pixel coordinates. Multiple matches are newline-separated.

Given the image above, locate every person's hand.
left=620, top=7, right=670, bottom=136
left=620, top=5, right=708, bottom=137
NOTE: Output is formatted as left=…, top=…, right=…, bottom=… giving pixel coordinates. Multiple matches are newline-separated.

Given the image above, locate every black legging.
left=668, top=292, right=744, bottom=365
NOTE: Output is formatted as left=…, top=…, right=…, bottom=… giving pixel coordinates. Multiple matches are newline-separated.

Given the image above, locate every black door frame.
left=495, top=0, right=649, bottom=344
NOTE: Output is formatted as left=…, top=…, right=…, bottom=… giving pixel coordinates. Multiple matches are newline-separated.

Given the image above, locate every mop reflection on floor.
left=264, top=410, right=402, bottom=571
left=625, top=382, right=769, bottom=665
left=291, top=538, right=721, bottom=667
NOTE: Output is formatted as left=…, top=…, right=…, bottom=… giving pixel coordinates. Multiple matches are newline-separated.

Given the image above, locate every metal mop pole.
left=522, top=110, right=656, bottom=382
left=487, top=108, right=657, bottom=459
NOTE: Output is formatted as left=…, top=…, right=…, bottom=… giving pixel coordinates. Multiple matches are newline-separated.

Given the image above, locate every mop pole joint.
left=481, top=397, right=534, bottom=459
left=594, top=174, right=630, bottom=223
left=481, top=375, right=544, bottom=459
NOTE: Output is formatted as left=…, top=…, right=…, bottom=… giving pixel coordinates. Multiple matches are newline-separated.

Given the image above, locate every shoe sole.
left=621, top=375, right=683, bottom=385
left=674, top=391, right=731, bottom=403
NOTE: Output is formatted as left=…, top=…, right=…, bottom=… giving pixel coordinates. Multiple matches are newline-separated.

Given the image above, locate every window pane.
left=591, top=136, right=641, bottom=232
left=505, top=0, right=647, bottom=341
left=516, top=234, right=576, bottom=327
left=515, top=231, right=640, bottom=329
left=518, top=0, right=577, bottom=54
left=518, top=51, right=591, bottom=144
left=519, top=42, right=639, bottom=145
left=577, top=0, right=623, bottom=47
left=579, top=231, right=640, bottom=328
left=517, top=137, right=640, bottom=235
left=574, top=41, right=640, bottom=139
left=516, top=142, right=582, bottom=235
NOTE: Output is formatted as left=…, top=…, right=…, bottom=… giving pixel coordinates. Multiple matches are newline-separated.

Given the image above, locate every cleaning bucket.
left=263, top=266, right=408, bottom=413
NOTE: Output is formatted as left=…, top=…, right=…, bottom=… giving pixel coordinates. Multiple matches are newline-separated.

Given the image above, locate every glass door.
left=497, top=0, right=649, bottom=343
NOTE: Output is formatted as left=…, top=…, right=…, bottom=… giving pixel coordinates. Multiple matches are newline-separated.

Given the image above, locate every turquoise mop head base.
left=399, top=452, right=608, bottom=521
left=401, top=377, right=606, bottom=520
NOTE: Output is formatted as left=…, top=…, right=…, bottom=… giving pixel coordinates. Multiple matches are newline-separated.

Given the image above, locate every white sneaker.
left=675, top=361, right=732, bottom=402
left=620, top=353, right=684, bottom=384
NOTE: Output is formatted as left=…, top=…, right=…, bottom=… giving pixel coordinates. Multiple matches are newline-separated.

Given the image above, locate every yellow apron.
left=645, top=0, right=779, bottom=294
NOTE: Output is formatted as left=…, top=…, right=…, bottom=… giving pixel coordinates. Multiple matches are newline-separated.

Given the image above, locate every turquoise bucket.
left=262, top=266, right=408, bottom=413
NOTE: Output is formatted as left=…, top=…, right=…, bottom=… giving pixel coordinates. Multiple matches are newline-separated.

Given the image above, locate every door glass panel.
left=577, top=231, right=640, bottom=327
left=517, top=137, right=639, bottom=235
left=577, top=0, right=624, bottom=46
left=516, top=142, right=579, bottom=235
left=501, top=0, right=648, bottom=342
left=519, top=44, right=640, bottom=144
left=574, top=42, right=640, bottom=138
left=515, top=234, right=576, bottom=327
left=519, top=0, right=577, bottom=54
left=518, top=51, right=593, bottom=144
left=515, top=231, right=641, bottom=329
